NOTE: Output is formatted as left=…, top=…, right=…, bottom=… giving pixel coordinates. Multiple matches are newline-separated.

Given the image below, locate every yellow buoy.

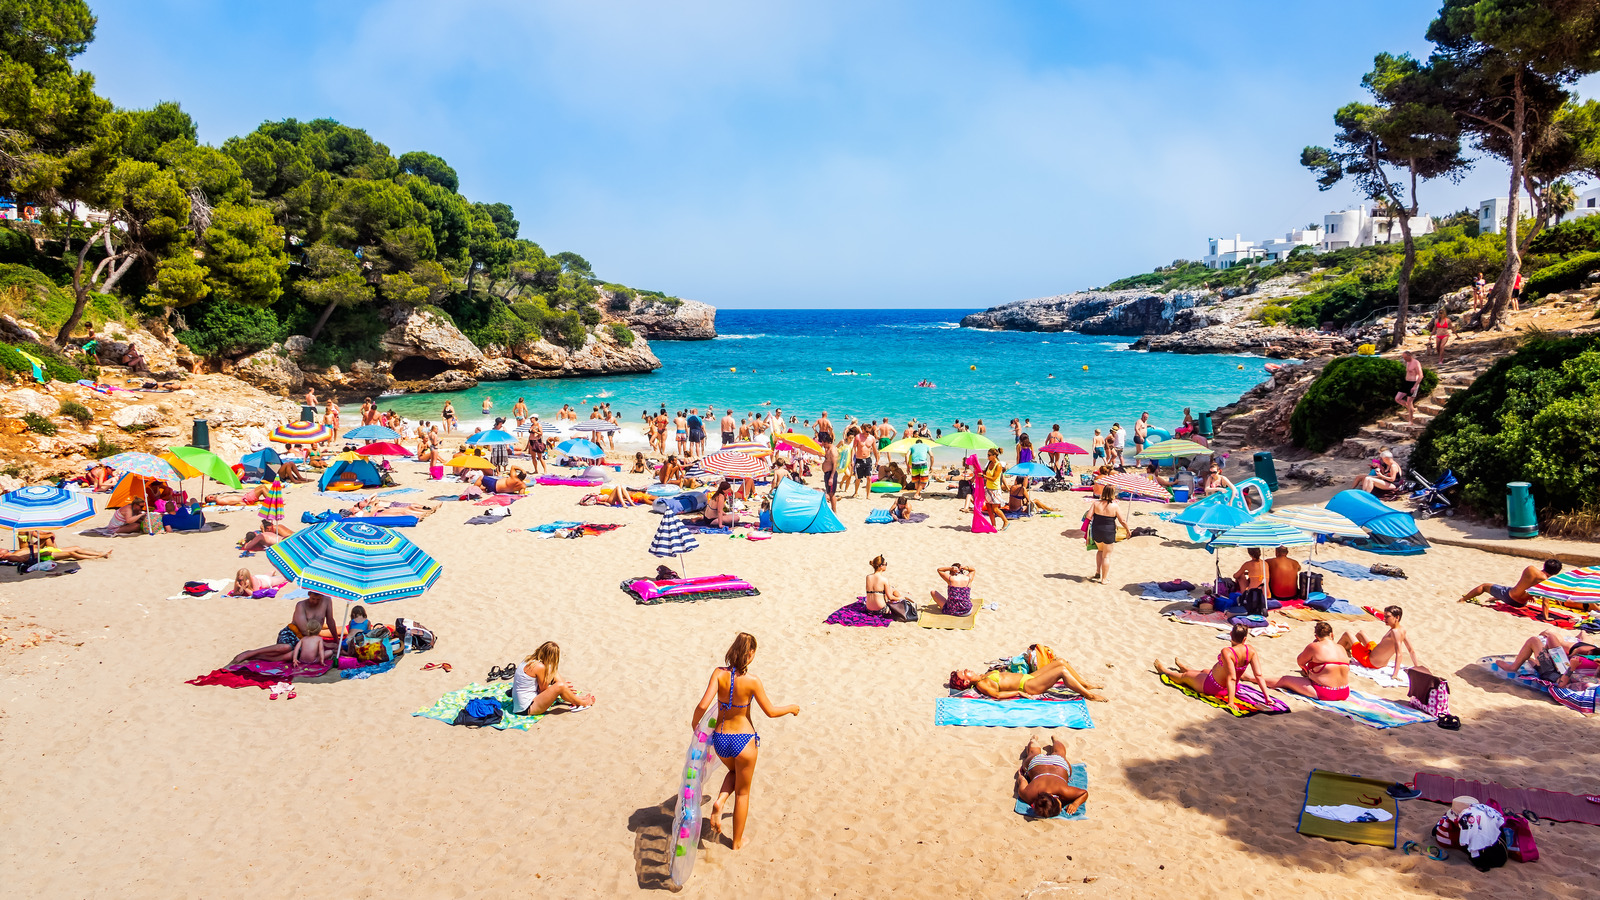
left=826, top=367, right=832, bottom=372
left=1082, top=365, right=1089, bottom=371
left=970, top=365, right=976, bottom=370
left=1237, top=364, right=1244, bottom=369
left=730, top=367, right=737, bottom=372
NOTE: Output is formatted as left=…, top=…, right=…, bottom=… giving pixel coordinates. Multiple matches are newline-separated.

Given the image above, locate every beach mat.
left=413, top=682, right=543, bottom=730
left=1309, top=559, right=1392, bottom=581
left=1297, top=769, right=1399, bottom=848
left=1479, top=655, right=1598, bottom=715
left=1014, top=764, right=1089, bottom=819
left=1277, top=606, right=1373, bottom=622
left=1157, top=673, right=1289, bottom=717
left=917, top=606, right=978, bottom=630
left=0, top=561, right=82, bottom=581
left=934, top=697, right=1094, bottom=729
left=1413, top=772, right=1600, bottom=826
left=823, top=600, right=893, bottom=627
left=1279, top=688, right=1434, bottom=729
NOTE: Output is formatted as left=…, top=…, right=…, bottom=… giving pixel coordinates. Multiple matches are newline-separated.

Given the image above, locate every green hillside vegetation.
left=0, top=1, right=680, bottom=373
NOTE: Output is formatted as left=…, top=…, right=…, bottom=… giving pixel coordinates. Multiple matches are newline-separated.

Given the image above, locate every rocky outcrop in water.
left=1131, top=324, right=1352, bottom=358
left=960, top=289, right=1211, bottom=335
left=620, top=296, right=717, bottom=340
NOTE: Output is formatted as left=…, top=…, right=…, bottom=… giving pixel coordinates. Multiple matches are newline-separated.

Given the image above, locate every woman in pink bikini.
left=1266, top=622, right=1350, bottom=701
left=1154, top=625, right=1268, bottom=711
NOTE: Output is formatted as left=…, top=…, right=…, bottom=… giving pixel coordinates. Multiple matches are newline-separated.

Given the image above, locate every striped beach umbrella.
left=773, top=433, right=823, bottom=455
left=101, top=451, right=183, bottom=484
left=0, top=486, right=96, bottom=533
left=719, top=441, right=771, bottom=457
left=556, top=438, right=606, bottom=459
left=344, top=424, right=400, bottom=442
left=1095, top=472, right=1171, bottom=500
left=1527, top=566, right=1600, bottom=607
left=571, top=421, right=620, bottom=433
left=270, top=421, right=333, bottom=444
left=258, top=480, right=285, bottom=523
left=1136, top=438, right=1212, bottom=460
left=1039, top=441, right=1088, bottom=455
left=266, top=520, right=442, bottom=603
left=1265, top=506, right=1366, bottom=538
left=699, top=450, right=768, bottom=479
left=1210, top=519, right=1315, bottom=548
left=465, top=429, right=517, bottom=446
left=648, top=512, right=699, bottom=573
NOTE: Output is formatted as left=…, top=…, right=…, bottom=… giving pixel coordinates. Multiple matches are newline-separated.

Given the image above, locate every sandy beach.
left=1, top=459, right=1595, bottom=900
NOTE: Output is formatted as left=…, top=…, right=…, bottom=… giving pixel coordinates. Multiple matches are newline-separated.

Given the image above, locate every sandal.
left=1437, top=714, right=1461, bottom=731
left=486, top=665, right=505, bottom=681
left=500, top=662, right=516, bottom=681
left=1402, top=840, right=1421, bottom=855
left=1426, top=846, right=1448, bottom=861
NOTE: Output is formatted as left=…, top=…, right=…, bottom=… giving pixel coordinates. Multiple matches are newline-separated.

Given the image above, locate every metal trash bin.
left=300, top=405, right=317, bottom=423
left=1507, top=482, right=1538, bottom=538
left=191, top=419, right=210, bottom=451
left=1253, top=451, right=1278, bottom=492
left=1199, top=412, right=1213, bottom=437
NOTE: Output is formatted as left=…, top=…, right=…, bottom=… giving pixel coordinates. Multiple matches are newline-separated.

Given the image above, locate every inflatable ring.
left=328, top=481, right=361, bottom=492
left=870, top=482, right=902, bottom=493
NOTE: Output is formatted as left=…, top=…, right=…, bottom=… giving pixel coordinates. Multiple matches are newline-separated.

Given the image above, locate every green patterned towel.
left=413, top=682, right=543, bottom=730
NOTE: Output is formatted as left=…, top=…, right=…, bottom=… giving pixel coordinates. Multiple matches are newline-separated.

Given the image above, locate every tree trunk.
left=1393, top=210, right=1415, bottom=346
left=1488, top=70, right=1526, bottom=330
left=465, top=262, right=477, bottom=300
left=1518, top=172, right=1545, bottom=254
left=100, top=253, right=137, bottom=294
left=307, top=299, right=339, bottom=342
left=54, top=227, right=106, bottom=344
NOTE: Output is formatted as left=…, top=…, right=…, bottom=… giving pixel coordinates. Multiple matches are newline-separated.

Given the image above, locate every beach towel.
left=1279, top=688, right=1435, bottom=728
left=1310, top=559, right=1391, bottom=581
left=1479, top=655, right=1598, bottom=714
left=823, top=600, right=894, bottom=627
left=475, top=494, right=518, bottom=506
left=339, top=660, right=397, bottom=680
left=165, top=578, right=233, bottom=599
left=186, top=667, right=280, bottom=690
left=1413, top=772, right=1600, bottom=827
left=0, top=561, right=82, bottom=581
left=918, top=606, right=978, bottom=630
left=934, top=697, right=1094, bottom=729
left=1160, top=610, right=1292, bottom=638
left=413, top=682, right=543, bottom=730
left=623, top=574, right=760, bottom=605
left=1297, top=770, right=1400, bottom=848
left=1140, top=582, right=1195, bottom=601
left=378, top=487, right=421, bottom=496
left=1349, top=662, right=1409, bottom=689
left=1486, top=600, right=1582, bottom=629
left=466, top=512, right=511, bottom=525
left=970, top=505, right=997, bottom=534
left=1277, top=606, right=1373, bottom=622
left=1159, top=673, right=1290, bottom=716
left=221, top=658, right=333, bottom=681
left=1014, top=764, right=1090, bottom=819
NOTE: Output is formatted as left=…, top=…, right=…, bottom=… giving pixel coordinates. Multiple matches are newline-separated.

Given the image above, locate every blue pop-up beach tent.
left=240, top=448, right=284, bottom=481
left=769, top=479, right=845, bottom=534
left=1326, top=489, right=1429, bottom=555
left=317, top=457, right=381, bottom=492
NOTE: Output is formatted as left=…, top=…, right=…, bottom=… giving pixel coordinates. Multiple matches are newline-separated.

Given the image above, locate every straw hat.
left=1449, top=796, right=1478, bottom=817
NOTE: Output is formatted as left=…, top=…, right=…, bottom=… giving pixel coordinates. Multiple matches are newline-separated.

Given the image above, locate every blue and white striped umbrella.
left=465, top=429, right=516, bottom=446
left=1209, top=519, right=1315, bottom=548
left=0, top=485, right=96, bottom=532
left=556, top=438, right=606, bottom=458
left=571, top=421, right=619, bottom=433
left=344, top=424, right=400, bottom=442
left=649, top=512, right=699, bottom=572
left=266, top=520, right=442, bottom=604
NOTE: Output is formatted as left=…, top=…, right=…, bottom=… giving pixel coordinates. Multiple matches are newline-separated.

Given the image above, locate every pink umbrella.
left=1040, top=441, right=1088, bottom=455
left=356, top=442, right=412, bottom=457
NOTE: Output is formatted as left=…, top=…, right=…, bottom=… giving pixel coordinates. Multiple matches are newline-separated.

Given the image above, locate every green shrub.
left=0, top=341, right=92, bottom=383
left=1289, top=356, right=1439, bottom=452
left=21, top=412, right=56, bottom=435
left=579, top=304, right=602, bottom=326
left=58, top=400, right=92, bottom=424
left=608, top=323, right=635, bottom=346
left=1528, top=215, right=1600, bottom=255
left=0, top=263, right=129, bottom=332
left=1524, top=251, right=1600, bottom=298
left=89, top=435, right=123, bottom=459
left=176, top=297, right=283, bottom=358
left=1414, top=334, right=1600, bottom=517
left=549, top=311, right=588, bottom=350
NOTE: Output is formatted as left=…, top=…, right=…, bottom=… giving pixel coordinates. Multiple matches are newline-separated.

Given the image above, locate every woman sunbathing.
left=239, top=530, right=281, bottom=552
left=206, top=484, right=273, bottom=507
left=597, top=485, right=639, bottom=507
left=863, top=555, right=910, bottom=613
left=931, top=562, right=975, bottom=616
left=1501, top=630, right=1600, bottom=675
left=1266, top=622, right=1350, bottom=701
left=511, top=641, right=596, bottom=715
left=4, top=532, right=113, bottom=563
left=229, top=568, right=285, bottom=597
left=1016, top=735, right=1088, bottom=818
left=1154, top=625, right=1268, bottom=711
left=949, top=657, right=1107, bottom=701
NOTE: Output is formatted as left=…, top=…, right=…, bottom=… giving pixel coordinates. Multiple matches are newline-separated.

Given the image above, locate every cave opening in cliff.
left=392, top=355, right=450, bottom=381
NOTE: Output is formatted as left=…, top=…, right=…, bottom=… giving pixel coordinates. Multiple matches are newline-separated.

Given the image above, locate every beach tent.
left=769, top=479, right=845, bottom=534
left=1325, top=489, right=1429, bottom=555
left=240, top=448, right=284, bottom=481
left=317, top=457, right=381, bottom=492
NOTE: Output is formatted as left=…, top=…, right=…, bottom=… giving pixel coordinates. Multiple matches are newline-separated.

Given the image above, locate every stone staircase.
left=1335, top=361, right=1485, bottom=459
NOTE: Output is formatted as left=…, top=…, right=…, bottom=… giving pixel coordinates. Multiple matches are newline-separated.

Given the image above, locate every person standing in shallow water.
left=691, top=633, right=799, bottom=850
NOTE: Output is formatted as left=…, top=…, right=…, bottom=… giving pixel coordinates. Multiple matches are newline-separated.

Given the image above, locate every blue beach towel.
left=1140, top=582, right=1194, bottom=601
left=1310, top=559, right=1390, bottom=581
left=934, top=697, right=1094, bottom=729
left=1014, top=764, right=1089, bottom=819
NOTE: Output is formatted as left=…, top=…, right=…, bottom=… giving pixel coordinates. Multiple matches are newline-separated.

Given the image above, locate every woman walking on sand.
left=1086, top=484, right=1128, bottom=584
left=691, top=633, right=799, bottom=849
left=1432, top=309, right=1453, bottom=362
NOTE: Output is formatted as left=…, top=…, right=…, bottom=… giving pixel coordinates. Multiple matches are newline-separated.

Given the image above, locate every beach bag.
left=1297, top=571, right=1323, bottom=600
left=887, top=598, right=919, bottom=622
left=1534, top=647, right=1570, bottom=682
left=1214, top=577, right=1237, bottom=596
left=1433, top=813, right=1460, bottom=848
left=1239, top=587, right=1267, bottom=616
left=1407, top=668, right=1450, bottom=717
left=394, top=618, right=435, bottom=652
left=453, top=697, right=504, bottom=727
left=1496, top=808, right=1539, bottom=863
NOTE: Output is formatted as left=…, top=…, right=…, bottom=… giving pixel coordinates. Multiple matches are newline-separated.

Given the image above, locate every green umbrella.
left=1135, top=438, right=1211, bottom=460
left=164, top=445, right=244, bottom=494
left=936, top=432, right=999, bottom=451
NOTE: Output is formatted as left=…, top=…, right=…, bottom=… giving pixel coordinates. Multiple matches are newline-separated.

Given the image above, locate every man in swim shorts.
left=1461, top=558, right=1563, bottom=620
left=876, top=418, right=894, bottom=462
left=1337, top=606, right=1420, bottom=680
left=720, top=410, right=737, bottom=447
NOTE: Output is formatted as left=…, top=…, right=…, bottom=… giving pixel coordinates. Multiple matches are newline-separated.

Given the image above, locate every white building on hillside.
left=1203, top=227, right=1322, bottom=269
left=1562, top=186, right=1600, bottom=223
left=1319, top=206, right=1435, bottom=251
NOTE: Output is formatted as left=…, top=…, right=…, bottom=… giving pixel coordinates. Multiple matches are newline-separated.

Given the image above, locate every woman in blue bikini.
left=690, top=632, right=800, bottom=849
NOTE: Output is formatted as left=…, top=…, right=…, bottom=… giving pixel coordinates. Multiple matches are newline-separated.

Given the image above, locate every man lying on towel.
left=1461, top=558, right=1563, bottom=621
left=1016, top=735, right=1087, bottom=817
left=949, top=655, right=1107, bottom=701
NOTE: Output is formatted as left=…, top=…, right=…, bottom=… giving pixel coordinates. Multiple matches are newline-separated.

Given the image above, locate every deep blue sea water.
left=361, top=309, right=1271, bottom=447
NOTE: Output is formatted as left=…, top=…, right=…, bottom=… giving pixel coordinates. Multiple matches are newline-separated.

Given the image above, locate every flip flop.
left=1426, top=846, right=1448, bottom=861
left=1521, top=809, right=1540, bottom=823
left=1402, top=840, right=1421, bottom=855
left=439, top=662, right=452, bottom=673
left=501, top=662, right=516, bottom=681
left=486, top=665, right=506, bottom=681
left=422, top=662, right=440, bottom=671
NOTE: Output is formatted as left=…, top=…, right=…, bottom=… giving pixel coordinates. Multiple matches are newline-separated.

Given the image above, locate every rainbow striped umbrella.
left=719, top=441, right=771, bottom=457
left=0, top=486, right=96, bottom=532
left=270, top=421, right=333, bottom=444
left=1264, top=506, right=1366, bottom=538
left=1136, top=438, right=1212, bottom=460
left=258, top=480, right=284, bottom=523
left=266, top=520, right=442, bottom=603
left=1528, top=566, right=1600, bottom=607
left=1095, top=472, right=1171, bottom=500
left=101, top=452, right=183, bottom=484
left=699, top=450, right=768, bottom=478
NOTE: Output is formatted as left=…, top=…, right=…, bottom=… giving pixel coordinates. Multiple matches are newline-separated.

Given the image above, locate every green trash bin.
left=191, top=419, right=210, bottom=451
left=1507, top=482, right=1538, bottom=538
left=300, top=405, right=316, bottom=423
left=1198, top=412, right=1213, bottom=437
left=1253, top=451, right=1278, bottom=492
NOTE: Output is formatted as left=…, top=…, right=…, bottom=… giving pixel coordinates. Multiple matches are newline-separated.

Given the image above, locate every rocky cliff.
left=599, top=290, right=717, bottom=340
left=960, top=289, right=1215, bottom=335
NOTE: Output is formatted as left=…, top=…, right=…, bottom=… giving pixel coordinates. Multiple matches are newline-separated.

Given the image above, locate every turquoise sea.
left=359, top=309, right=1272, bottom=448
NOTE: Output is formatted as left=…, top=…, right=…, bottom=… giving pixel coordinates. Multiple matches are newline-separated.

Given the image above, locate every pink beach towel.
left=1414, top=772, right=1600, bottom=826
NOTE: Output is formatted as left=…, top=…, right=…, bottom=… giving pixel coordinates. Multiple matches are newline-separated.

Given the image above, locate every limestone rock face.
left=961, top=290, right=1209, bottom=334
left=511, top=327, right=662, bottom=375
left=1131, top=325, right=1353, bottom=358
left=0, top=388, right=58, bottom=418
left=110, top=405, right=165, bottom=429
left=619, top=296, right=718, bottom=340
left=231, top=345, right=305, bottom=395
left=381, top=306, right=484, bottom=368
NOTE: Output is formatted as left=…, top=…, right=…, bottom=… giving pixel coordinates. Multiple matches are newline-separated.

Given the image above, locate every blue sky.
left=79, top=1, right=1561, bottom=309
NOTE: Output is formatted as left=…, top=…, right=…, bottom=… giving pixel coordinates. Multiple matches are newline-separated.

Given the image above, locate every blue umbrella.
left=266, top=520, right=442, bottom=604
left=465, top=429, right=516, bottom=446
left=0, top=486, right=96, bottom=544
left=345, top=425, right=400, bottom=441
left=1005, top=462, right=1056, bottom=478
left=556, top=438, right=606, bottom=458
